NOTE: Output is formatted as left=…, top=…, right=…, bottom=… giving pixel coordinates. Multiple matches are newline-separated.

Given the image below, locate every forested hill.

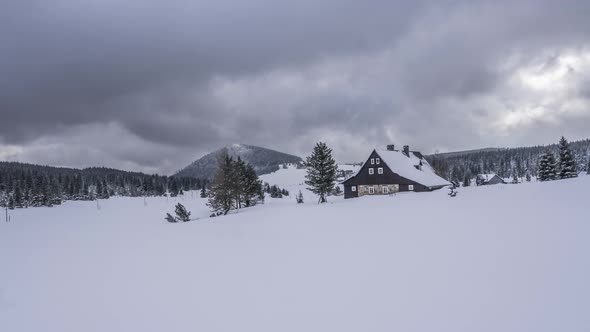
left=426, top=138, right=590, bottom=183
left=0, top=162, right=207, bottom=209
left=176, top=144, right=302, bottom=180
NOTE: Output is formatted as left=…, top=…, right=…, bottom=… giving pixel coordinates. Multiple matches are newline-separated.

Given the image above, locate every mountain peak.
left=174, top=144, right=302, bottom=179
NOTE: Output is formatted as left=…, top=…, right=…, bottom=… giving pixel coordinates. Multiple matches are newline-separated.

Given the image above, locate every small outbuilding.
left=475, top=173, right=506, bottom=186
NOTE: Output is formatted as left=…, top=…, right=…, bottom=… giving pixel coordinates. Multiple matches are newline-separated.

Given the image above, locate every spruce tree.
left=242, top=164, right=262, bottom=207
left=296, top=190, right=304, bottom=204
left=207, top=150, right=236, bottom=215
left=587, top=159, right=590, bottom=175
left=174, top=203, right=191, bottom=222
left=537, top=152, right=557, bottom=181
left=233, top=157, right=247, bottom=209
left=305, top=142, right=338, bottom=203
left=165, top=213, right=178, bottom=223
left=200, top=186, right=207, bottom=198
left=558, top=136, right=577, bottom=179
left=462, top=173, right=470, bottom=187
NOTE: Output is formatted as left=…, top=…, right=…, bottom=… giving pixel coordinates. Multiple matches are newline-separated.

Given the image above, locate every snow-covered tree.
left=200, top=186, right=207, bottom=198
left=537, top=152, right=557, bottom=181
left=296, top=190, right=304, bottom=204
left=331, top=186, right=342, bottom=196
left=305, top=142, right=338, bottom=203
left=462, top=172, right=471, bottom=187
left=525, top=172, right=531, bottom=182
left=165, top=213, right=178, bottom=223
left=207, top=150, right=236, bottom=215
left=241, top=163, right=263, bottom=207
left=511, top=173, right=519, bottom=184
left=558, top=136, right=577, bottom=179
left=175, top=203, right=191, bottom=222
left=207, top=150, right=263, bottom=215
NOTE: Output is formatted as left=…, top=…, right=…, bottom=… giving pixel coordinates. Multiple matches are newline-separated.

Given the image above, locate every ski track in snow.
left=1, top=166, right=589, bottom=332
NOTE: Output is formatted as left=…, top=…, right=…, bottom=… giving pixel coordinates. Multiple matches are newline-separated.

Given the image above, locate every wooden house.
left=475, top=173, right=506, bottom=186
left=342, top=145, right=450, bottom=199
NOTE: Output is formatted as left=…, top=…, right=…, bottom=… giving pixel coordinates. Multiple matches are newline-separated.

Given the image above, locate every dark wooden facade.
left=475, top=174, right=506, bottom=186
left=342, top=150, right=438, bottom=199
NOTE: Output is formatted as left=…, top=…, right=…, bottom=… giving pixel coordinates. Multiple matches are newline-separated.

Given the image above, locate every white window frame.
left=376, top=158, right=380, bottom=164
left=408, top=185, right=414, bottom=191
left=382, top=186, right=389, bottom=194
left=368, top=168, right=374, bottom=175
left=371, top=158, right=375, bottom=165
left=368, top=186, right=375, bottom=194
left=351, top=186, right=356, bottom=192
left=377, top=167, right=383, bottom=174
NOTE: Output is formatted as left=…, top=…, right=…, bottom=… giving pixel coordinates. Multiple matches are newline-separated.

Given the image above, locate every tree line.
left=0, top=162, right=207, bottom=209
left=427, top=137, right=590, bottom=184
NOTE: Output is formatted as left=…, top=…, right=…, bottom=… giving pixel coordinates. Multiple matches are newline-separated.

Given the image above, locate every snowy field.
left=1, top=167, right=589, bottom=332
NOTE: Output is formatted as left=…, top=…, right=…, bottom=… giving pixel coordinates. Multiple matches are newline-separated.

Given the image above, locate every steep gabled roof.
left=375, top=149, right=450, bottom=188
left=343, top=148, right=451, bottom=188
left=476, top=173, right=504, bottom=184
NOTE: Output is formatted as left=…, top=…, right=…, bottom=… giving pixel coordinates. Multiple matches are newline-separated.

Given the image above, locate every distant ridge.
left=174, top=144, right=303, bottom=180
left=425, top=138, right=590, bottom=182
left=429, top=147, right=504, bottom=158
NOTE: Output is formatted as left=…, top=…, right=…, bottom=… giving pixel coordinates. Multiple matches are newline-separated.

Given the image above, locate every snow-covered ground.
left=1, top=167, right=589, bottom=332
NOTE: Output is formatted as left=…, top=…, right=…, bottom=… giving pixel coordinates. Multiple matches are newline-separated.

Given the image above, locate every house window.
left=376, top=158, right=380, bottom=164
left=371, top=158, right=375, bottom=165
left=377, top=167, right=383, bottom=174
left=368, top=186, right=375, bottom=194
left=369, top=168, right=374, bottom=175
left=382, top=186, right=389, bottom=194
left=351, top=186, right=356, bottom=192
left=408, top=185, right=414, bottom=191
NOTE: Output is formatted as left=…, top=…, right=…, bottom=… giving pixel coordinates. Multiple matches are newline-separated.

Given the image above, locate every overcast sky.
left=1, top=0, right=590, bottom=174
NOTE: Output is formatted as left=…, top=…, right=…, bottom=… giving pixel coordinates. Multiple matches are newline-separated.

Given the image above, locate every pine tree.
left=200, top=186, right=207, bottom=198
left=558, top=136, right=577, bottom=179
left=242, top=164, right=262, bottom=207
left=537, top=152, right=557, bottom=181
left=511, top=173, right=518, bottom=184
left=233, top=157, right=247, bottom=209
left=462, top=173, right=470, bottom=187
left=169, top=179, right=179, bottom=197
left=305, top=142, right=338, bottom=203
left=296, top=190, right=304, bottom=204
left=175, top=203, right=191, bottom=222
left=525, top=172, right=531, bottom=182
left=165, top=213, right=178, bottom=223
left=331, top=186, right=342, bottom=195
left=207, top=150, right=236, bottom=215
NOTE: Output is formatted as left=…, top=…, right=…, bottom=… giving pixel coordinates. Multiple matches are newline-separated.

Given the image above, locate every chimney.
left=403, top=145, right=410, bottom=157
left=386, top=144, right=395, bottom=151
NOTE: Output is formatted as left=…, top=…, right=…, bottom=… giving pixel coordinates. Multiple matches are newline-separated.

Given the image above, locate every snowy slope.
left=1, top=175, right=589, bottom=332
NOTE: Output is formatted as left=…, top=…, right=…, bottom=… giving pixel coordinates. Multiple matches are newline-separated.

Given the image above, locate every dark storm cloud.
left=1, top=0, right=590, bottom=173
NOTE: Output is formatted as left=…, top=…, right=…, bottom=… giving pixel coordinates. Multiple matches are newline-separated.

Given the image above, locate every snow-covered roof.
left=477, top=173, right=499, bottom=182
left=374, top=149, right=451, bottom=188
